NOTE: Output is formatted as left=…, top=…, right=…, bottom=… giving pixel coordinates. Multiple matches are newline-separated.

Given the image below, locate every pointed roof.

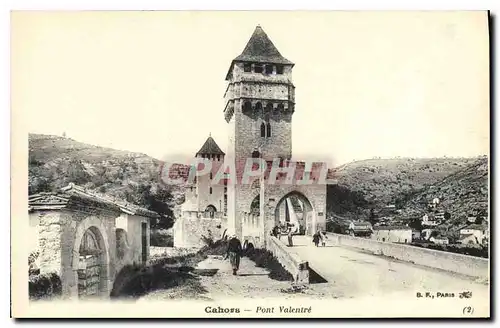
left=196, top=135, right=225, bottom=157
left=234, top=25, right=293, bottom=65
left=225, top=25, right=294, bottom=80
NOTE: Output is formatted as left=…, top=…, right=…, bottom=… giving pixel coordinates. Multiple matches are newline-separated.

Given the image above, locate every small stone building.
left=372, top=226, right=412, bottom=244
left=28, top=183, right=159, bottom=299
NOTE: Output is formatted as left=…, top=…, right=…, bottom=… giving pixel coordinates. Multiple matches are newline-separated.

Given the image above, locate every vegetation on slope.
left=326, top=157, right=483, bottom=219
left=28, top=133, right=185, bottom=229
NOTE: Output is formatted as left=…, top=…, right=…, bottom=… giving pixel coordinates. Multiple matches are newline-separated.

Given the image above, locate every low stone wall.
left=266, top=236, right=309, bottom=284
left=173, top=215, right=227, bottom=248
left=327, top=233, right=489, bottom=280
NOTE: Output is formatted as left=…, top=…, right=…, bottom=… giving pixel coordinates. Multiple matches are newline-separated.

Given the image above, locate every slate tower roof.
left=196, top=135, right=225, bottom=157
left=225, top=25, right=294, bottom=80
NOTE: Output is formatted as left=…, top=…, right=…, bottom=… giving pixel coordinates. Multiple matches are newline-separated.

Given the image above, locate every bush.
left=150, top=230, right=174, bottom=247
left=245, top=248, right=293, bottom=282
left=29, top=272, right=62, bottom=300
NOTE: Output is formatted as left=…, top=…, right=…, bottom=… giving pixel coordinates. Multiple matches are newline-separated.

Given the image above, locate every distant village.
left=327, top=196, right=488, bottom=256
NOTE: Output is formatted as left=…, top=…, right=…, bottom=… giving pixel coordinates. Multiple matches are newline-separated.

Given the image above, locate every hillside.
left=400, top=156, right=489, bottom=224
left=29, top=134, right=488, bottom=229
left=328, top=157, right=480, bottom=211
left=28, top=134, right=187, bottom=228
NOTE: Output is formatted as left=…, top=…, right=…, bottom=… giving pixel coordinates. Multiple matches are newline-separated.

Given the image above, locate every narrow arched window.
left=265, top=103, right=273, bottom=111
left=277, top=103, right=284, bottom=111
left=243, top=101, right=252, bottom=111
left=266, top=122, right=271, bottom=138
left=209, top=172, right=213, bottom=179
left=260, top=123, right=266, bottom=137
left=252, top=150, right=260, bottom=158
left=255, top=102, right=262, bottom=111
left=209, top=187, right=213, bottom=195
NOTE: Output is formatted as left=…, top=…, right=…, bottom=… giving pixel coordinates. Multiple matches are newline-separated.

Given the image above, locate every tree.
left=368, top=209, right=377, bottom=225
left=408, top=217, right=422, bottom=231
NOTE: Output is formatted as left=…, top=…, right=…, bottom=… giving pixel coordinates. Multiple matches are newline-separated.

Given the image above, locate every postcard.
left=11, top=10, right=490, bottom=318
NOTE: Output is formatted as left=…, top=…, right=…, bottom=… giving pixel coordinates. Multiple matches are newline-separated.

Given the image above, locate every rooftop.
left=28, top=183, right=160, bottom=219
left=196, top=135, right=225, bottom=157
left=226, top=25, right=294, bottom=80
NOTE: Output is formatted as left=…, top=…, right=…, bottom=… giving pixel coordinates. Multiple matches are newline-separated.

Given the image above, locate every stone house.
left=28, top=183, right=159, bottom=299
left=430, top=236, right=449, bottom=245
left=459, top=224, right=487, bottom=245
left=346, top=221, right=373, bottom=237
left=372, top=226, right=412, bottom=244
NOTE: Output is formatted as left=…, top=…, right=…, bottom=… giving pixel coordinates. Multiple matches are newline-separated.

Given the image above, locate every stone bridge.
left=269, top=234, right=489, bottom=300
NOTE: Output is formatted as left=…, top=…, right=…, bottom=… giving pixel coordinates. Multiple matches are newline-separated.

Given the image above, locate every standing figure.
left=319, top=230, right=328, bottom=247
left=287, top=224, right=294, bottom=247
left=312, top=232, right=320, bottom=247
left=224, top=235, right=243, bottom=275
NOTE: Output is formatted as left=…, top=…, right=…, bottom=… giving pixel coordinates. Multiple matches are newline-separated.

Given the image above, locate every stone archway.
left=72, top=217, right=110, bottom=299
left=273, top=191, right=316, bottom=236
left=205, top=205, right=217, bottom=218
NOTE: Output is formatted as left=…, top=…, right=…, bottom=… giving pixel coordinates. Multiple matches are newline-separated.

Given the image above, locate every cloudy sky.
left=12, top=11, right=489, bottom=166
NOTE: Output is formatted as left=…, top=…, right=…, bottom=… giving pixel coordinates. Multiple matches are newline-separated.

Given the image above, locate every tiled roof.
left=196, top=136, right=225, bottom=157
left=29, top=183, right=160, bottom=219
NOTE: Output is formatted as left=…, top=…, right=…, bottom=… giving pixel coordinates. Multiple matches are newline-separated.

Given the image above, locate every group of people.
left=312, top=230, right=328, bottom=247
left=272, top=223, right=296, bottom=247
left=224, top=225, right=327, bottom=276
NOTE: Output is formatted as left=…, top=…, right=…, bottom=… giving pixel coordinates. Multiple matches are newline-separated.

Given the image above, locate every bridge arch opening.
left=274, top=191, right=314, bottom=236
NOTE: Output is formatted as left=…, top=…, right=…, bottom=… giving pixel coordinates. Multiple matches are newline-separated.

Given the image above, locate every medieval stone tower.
left=174, top=25, right=327, bottom=249
left=223, top=25, right=318, bottom=241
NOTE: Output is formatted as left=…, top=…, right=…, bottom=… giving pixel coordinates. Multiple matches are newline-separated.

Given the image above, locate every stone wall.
left=173, top=212, right=227, bottom=248
left=327, top=233, right=489, bottom=279
left=36, top=209, right=118, bottom=298
left=115, top=214, right=150, bottom=271
left=266, top=236, right=309, bottom=284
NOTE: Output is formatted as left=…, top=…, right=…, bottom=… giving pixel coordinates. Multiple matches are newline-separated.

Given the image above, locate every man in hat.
left=224, top=234, right=243, bottom=275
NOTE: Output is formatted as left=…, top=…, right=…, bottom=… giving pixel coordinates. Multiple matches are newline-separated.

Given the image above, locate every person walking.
left=312, top=232, right=320, bottom=247
left=224, top=235, right=243, bottom=275
left=319, top=230, right=328, bottom=247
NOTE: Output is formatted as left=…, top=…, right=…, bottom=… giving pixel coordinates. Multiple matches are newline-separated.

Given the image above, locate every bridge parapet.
left=327, top=233, right=489, bottom=280
left=266, top=236, right=309, bottom=284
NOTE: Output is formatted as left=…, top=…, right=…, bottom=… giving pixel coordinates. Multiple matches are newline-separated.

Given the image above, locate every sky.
left=12, top=11, right=489, bottom=166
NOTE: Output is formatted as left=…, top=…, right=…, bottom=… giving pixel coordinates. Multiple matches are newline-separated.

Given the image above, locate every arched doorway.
left=205, top=205, right=217, bottom=218
left=77, top=227, right=108, bottom=298
left=250, top=195, right=260, bottom=215
left=274, top=192, right=314, bottom=236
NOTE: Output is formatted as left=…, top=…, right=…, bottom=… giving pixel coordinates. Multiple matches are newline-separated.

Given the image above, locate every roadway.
left=282, top=235, right=489, bottom=299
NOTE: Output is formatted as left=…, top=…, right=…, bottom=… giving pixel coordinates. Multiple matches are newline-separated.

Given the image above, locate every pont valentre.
left=256, top=306, right=312, bottom=314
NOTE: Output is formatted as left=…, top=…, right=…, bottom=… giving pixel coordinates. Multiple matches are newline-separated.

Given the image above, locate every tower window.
left=265, top=64, right=274, bottom=74
left=243, top=101, right=252, bottom=111
left=210, top=172, right=213, bottom=179
left=277, top=103, right=285, bottom=111
left=252, top=150, right=261, bottom=158
left=260, top=123, right=266, bottom=137
left=254, top=64, right=263, bottom=73
left=217, top=155, right=220, bottom=161
left=244, top=63, right=252, bottom=72
left=255, top=102, right=262, bottom=111
left=266, top=123, right=271, bottom=138
left=265, top=103, right=273, bottom=111
left=276, top=65, right=284, bottom=74
left=209, top=187, right=213, bottom=195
